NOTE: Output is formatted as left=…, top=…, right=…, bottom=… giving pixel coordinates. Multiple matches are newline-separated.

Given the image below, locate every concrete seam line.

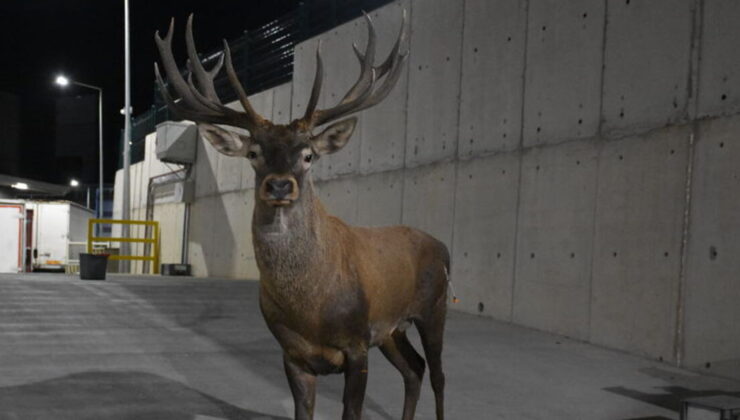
left=399, top=0, right=412, bottom=226
left=446, top=0, right=467, bottom=297
left=674, top=0, right=704, bottom=368
left=587, top=0, right=609, bottom=344
left=509, top=0, right=531, bottom=322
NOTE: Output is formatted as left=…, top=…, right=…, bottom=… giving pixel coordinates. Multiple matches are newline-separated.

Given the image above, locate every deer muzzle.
left=260, top=174, right=300, bottom=206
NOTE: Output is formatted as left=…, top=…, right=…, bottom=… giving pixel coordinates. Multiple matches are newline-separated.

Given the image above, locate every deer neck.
left=252, top=177, right=329, bottom=290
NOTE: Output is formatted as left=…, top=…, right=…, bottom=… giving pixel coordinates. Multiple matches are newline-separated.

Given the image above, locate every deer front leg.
left=284, top=354, right=317, bottom=420
left=341, top=348, right=369, bottom=420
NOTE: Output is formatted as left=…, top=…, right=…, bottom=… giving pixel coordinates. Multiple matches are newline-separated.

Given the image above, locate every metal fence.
left=120, top=0, right=394, bottom=168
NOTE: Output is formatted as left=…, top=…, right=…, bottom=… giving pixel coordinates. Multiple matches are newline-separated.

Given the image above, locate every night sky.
left=0, top=0, right=299, bottom=184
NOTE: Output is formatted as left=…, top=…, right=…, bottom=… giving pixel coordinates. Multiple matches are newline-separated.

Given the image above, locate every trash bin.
left=79, top=253, right=109, bottom=280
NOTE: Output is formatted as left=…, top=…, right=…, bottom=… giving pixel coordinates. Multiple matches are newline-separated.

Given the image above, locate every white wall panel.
left=452, top=154, right=520, bottom=319
left=602, top=0, right=693, bottom=135
left=523, top=0, right=605, bottom=147
left=513, top=140, right=598, bottom=339
left=405, top=0, right=463, bottom=166
left=590, top=126, right=689, bottom=361
left=459, top=0, right=527, bottom=157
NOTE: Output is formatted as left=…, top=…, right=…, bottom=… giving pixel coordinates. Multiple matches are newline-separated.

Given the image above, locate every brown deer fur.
left=155, top=12, right=449, bottom=420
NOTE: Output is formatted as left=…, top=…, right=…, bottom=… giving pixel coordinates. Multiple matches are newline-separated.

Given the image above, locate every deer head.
left=155, top=13, right=407, bottom=208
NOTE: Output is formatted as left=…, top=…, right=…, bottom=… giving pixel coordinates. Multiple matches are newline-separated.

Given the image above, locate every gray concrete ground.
left=0, top=273, right=738, bottom=420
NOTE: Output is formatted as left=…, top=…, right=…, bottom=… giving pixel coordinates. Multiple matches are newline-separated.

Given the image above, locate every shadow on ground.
left=116, top=281, right=396, bottom=419
left=0, top=370, right=289, bottom=420
left=605, top=385, right=740, bottom=413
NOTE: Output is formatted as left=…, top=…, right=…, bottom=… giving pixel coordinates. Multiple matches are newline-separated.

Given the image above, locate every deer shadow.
left=0, top=370, right=289, bottom=420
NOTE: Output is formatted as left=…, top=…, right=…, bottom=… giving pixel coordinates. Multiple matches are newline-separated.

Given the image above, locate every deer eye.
left=304, top=153, right=314, bottom=163
left=247, top=151, right=257, bottom=160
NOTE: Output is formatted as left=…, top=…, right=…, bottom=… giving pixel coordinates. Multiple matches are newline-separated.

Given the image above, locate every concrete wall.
left=114, top=0, right=740, bottom=380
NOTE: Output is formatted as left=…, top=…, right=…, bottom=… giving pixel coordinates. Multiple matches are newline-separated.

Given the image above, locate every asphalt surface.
left=0, top=273, right=738, bottom=419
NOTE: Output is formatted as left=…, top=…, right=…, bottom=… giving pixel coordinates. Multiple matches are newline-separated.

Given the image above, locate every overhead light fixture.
left=11, top=182, right=29, bottom=190
left=70, top=179, right=79, bottom=187
left=55, top=75, right=70, bottom=87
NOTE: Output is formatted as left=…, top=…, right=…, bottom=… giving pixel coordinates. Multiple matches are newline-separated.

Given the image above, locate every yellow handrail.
left=87, top=219, right=160, bottom=274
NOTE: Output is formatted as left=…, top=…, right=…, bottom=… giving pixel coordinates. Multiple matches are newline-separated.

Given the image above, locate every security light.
left=55, top=75, right=70, bottom=87
left=70, top=179, right=79, bottom=187
left=11, top=182, right=29, bottom=190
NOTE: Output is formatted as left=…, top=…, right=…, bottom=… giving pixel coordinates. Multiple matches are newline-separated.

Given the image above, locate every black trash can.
left=79, top=253, right=109, bottom=280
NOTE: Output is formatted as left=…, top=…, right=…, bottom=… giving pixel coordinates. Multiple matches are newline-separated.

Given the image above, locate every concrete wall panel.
left=458, top=0, right=527, bottom=158
left=217, top=154, right=244, bottom=194
left=315, top=178, right=359, bottom=225
left=590, top=126, right=689, bottom=361
left=187, top=196, right=216, bottom=277
left=271, top=82, right=293, bottom=125
left=602, top=0, right=693, bottom=135
left=188, top=190, right=253, bottom=278
left=523, top=0, right=605, bottom=147
left=405, top=0, right=463, bottom=167
left=696, top=0, right=740, bottom=118
left=152, top=202, right=185, bottom=265
left=292, top=38, right=319, bottom=122
left=401, top=162, right=456, bottom=247
left=356, top=169, right=404, bottom=227
left=360, top=1, right=410, bottom=174
left=683, top=115, right=740, bottom=378
left=513, top=141, right=598, bottom=339
left=452, top=154, right=520, bottom=319
left=194, top=134, right=220, bottom=198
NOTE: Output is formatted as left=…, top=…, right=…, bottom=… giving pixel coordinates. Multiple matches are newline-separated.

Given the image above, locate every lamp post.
left=55, top=75, right=104, bottom=220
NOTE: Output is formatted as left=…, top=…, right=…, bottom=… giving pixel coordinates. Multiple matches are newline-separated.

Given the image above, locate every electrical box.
left=155, top=121, right=197, bottom=164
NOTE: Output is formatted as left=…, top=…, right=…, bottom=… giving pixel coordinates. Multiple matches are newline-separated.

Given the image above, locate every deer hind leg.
left=380, top=330, right=426, bottom=420
left=417, top=293, right=447, bottom=420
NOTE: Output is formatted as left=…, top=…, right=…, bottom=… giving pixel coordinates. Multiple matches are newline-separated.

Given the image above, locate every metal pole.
left=98, top=89, right=104, bottom=220
left=122, top=0, right=132, bottom=272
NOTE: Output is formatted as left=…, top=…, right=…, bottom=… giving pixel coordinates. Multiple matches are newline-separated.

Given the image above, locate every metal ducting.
left=155, top=122, right=197, bottom=164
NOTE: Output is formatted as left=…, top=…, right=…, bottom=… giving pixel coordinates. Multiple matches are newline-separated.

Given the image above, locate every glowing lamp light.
left=70, top=179, right=79, bottom=187
left=55, top=75, right=70, bottom=87
left=11, top=182, right=29, bottom=190
left=682, top=396, right=740, bottom=420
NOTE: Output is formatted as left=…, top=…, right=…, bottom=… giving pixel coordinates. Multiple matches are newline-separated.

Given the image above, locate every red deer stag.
left=155, top=12, right=450, bottom=420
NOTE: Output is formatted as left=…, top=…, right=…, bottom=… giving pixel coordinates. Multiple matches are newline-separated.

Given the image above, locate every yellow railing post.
left=86, top=219, right=161, bottom=274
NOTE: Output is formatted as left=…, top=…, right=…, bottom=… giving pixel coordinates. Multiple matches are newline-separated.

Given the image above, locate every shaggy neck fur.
left=252, top=177, right=327, bottom=297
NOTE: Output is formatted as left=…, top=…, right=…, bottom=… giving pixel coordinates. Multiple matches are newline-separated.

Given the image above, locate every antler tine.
left=223, top=40, right=266, bottom=126
left=337, top=12, right=377, bottom=105
left=155, top=16, right=261, bottom=129
left=155, top=62, right=241, bottom=126
left=302, top=9, right=408, bottom=129
left=303, top=40, right=324, bottom=120
left=311, top=69, right=377, bottom=127
left=353, top=9, right=407, bottom=79
left=155, top=18, right=210, bottom=113
left=185, top=14, right=221, bottom=103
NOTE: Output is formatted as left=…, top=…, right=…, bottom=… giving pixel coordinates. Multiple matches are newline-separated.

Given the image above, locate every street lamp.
left=54, top=74, right=104, bottom=219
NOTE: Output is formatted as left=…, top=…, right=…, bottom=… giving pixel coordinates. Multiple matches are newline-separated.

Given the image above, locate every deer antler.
left=154, top=14, right=265, bottom=130
left=301, top=10, right=408, bottom=129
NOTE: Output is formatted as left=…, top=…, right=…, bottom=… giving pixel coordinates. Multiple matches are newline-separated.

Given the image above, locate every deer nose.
left=266, top=178, right=294, bottom=199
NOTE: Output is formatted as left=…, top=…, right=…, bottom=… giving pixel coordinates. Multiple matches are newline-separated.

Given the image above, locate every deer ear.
left=198, top=123, right=250, bottom=157
left=310, top=117, right=357, bottom=155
